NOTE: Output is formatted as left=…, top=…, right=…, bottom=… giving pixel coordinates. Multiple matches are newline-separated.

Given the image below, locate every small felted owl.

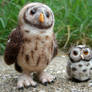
left=4, top=2, right=58, bottom=89
left=67, top=45, right=92, bottom=82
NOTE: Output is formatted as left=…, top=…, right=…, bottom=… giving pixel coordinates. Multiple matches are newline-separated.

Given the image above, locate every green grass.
left=0, top=0, right=92, bottom=54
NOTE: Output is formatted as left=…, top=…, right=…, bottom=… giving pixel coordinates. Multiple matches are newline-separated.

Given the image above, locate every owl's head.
left=69, top=45, right=92, bottom=62
left=18, top=2, right=54, bottom=29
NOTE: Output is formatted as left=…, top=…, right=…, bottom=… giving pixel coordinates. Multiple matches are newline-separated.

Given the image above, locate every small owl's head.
left=18, top=2, right=54, bottom=29
left=69, top=45, right=92, bottom=62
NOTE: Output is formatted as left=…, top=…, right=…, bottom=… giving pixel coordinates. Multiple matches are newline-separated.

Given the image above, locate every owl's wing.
left=52, top=33, right=58, bottom=59
left=4, top=27, right=24, bottom=65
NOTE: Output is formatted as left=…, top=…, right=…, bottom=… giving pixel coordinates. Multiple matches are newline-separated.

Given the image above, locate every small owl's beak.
left=39, top=13, right=44, bottom=23
left=81, top=54, right=84, bottom=59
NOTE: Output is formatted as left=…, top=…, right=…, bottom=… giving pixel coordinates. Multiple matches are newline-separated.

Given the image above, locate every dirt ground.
left=0, top=52, right=92, bottom=92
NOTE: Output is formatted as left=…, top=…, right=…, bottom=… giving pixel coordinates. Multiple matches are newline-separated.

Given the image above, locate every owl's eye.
left=46, top=11, right=50, bottom=18
left=30, top=9, right=36, bottom=15
left=73, top=51, right=78, bottom=56
left=83, top=50, right=88, bottom=55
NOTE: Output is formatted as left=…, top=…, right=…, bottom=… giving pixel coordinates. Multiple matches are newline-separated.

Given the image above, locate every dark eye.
left=83, top=50, right=88, bottom=55
left=30, top=9, right=36, bottom=15
left=73, top=51, right=78, bottom=56
left=46, top=11, right=50, bottom=18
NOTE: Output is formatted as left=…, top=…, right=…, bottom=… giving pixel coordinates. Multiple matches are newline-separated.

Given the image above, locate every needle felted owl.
left=67, top=45, right=92, bottom=82
left=4, top=2, right=58, bottom=89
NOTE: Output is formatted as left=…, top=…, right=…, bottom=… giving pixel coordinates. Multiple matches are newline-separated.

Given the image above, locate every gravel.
left=0, top=52, right=92, bottom=92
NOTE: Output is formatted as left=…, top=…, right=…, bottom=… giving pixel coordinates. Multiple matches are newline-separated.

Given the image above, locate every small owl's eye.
left=73, top=51, right=78, bottom=56
left=83, top=50, right=88, bottom=55
left=30, top=9, right=36, bottom=15
left=46, top=11, right=50, bottom=18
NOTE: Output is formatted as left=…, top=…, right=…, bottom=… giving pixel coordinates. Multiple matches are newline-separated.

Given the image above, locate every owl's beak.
left=81, top=54, right=84, bottom=59
left=39, top=13, right=44, bottom=23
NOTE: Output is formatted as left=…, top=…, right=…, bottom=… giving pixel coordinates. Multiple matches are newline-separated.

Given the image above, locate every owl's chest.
left=23, top=34, right=53, bottom=54
left=18, top=33, right=54, bottom=72
left=70, top=60, right=92, bottom=81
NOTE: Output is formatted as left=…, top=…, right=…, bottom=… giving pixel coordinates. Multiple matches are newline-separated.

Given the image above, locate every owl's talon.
left=50, top=80, right=55, bottom=83
left=18, top=87, right=24, bottom=90
left=17, top=74, right=37, bottom=89
left=42, top=82, right=48, bottom=86
left=25, top=83, right=37, bottom=88
left=25, top=85, right=31, bottom=89
left=31, top=84, right=38, bottom=88
left=38, top=72, right=56, bottom=85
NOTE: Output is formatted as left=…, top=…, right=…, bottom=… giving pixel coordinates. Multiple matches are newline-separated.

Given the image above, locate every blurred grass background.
left=0, top=0, right=92, bottom=54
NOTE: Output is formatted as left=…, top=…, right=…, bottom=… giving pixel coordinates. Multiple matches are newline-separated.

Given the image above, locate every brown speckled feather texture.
left=4, top=27, right=24, bottom=66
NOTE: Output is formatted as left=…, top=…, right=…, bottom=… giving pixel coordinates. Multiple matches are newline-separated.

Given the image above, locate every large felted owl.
left=4, top=2, right=58, bottom=89
left=67, top=45, right=92, bottom=82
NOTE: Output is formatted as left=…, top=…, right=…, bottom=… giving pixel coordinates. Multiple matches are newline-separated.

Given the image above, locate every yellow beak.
left=39, top=13, right=44, bottom=23
left=81, top=54, right=84, bottom=59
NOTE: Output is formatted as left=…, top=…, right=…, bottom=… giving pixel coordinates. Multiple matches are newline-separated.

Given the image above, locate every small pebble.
left=62, top=56, right=66, bottom=58
left=39, top=90, right=46, bottom=92
left=88, top=83, right=92, bottom=87
left=57, top=71, right=61, bottom=74
left=71, top=89, right=80, bottom=92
